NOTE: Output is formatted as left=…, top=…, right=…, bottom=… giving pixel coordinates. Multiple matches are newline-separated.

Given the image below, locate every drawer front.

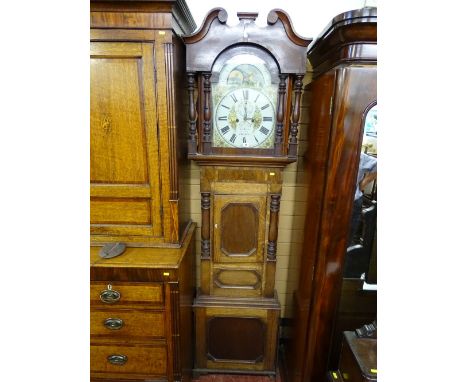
left=90, top=344, right=167, bottom=375
left=90, top=310, right=165, bottom=339
left=91, top=282, right=163, bottom=306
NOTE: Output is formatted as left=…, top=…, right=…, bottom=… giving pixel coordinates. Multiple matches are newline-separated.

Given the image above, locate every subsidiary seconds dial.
left=214, top=88, right=275, bottom=148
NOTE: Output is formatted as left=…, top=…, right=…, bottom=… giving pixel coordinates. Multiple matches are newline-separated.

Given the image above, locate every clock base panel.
left=193, top=291, right=280, bottom=374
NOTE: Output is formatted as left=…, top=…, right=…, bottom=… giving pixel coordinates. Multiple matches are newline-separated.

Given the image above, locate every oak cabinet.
left=90, top=0, right=196, bottom=246
left=90, top=1, right=197, bottom=381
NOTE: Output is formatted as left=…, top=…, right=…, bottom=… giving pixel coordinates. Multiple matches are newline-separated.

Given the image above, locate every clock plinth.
left=183, top=8, right=312, bottom=374
left=193, top=291, right=280, bottom=375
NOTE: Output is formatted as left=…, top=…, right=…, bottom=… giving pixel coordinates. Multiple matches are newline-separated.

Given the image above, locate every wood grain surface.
left=90, top=343, right=167, bottom=375
left=90, top=2, right=194, bottom=246
left=284, top=8, right=377, bottom=382
left=91, top=309, right=166, bottom=338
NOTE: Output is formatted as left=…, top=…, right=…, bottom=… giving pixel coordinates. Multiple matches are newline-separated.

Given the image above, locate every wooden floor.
left=193, top=370, right=282, bottom=382
left=193, top=376, right=279, bottom=382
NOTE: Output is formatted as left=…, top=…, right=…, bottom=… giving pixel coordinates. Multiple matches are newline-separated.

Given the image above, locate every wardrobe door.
left=90, top=42, right=162, bottom=239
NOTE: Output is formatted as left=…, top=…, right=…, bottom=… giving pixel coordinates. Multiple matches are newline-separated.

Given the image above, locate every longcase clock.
left=183, top=9, right=311, bottom=376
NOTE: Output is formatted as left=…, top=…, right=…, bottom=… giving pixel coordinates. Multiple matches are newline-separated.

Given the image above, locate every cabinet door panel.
left=90, top=199, right=151, bottom=225
left=213, top=195, right=266, bottom=263
left=90, top=42, right=162, bottom=238
left=194, top=303, right=280, bottom=372
left=208, top=317, right=265, bottom=362
left=91, top=57, right=148, bottom=182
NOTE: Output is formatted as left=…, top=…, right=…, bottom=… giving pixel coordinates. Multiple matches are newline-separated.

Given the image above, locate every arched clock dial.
left=214, top=88, right=275, bottom=148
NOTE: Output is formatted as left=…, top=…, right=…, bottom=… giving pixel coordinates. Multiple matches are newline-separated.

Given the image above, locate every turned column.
left=288, top=74, right=304, bottom=158
left=200, top=192, right=211, bottom=294
left=265, top=194, right=281, bottom=297
left=274, top=74, right=287, bottom=156
left=202, top=73, right=212, bottom=154
left=187, top=72, right=197, bottom=154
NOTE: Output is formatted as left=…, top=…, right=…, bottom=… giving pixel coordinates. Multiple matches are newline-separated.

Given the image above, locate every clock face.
left=214, top=88, right=275, bottom=148
left=211, top=53, right=278, bottom=149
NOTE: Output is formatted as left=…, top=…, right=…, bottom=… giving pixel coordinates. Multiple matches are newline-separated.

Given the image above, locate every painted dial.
left=214, top=88, right=275, bottom=148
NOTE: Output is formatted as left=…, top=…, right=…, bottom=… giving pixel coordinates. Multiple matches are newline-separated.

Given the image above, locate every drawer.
left=90, top=344, right=167, bottom=375
left=91, top=282, right=163, bottom=307
left=91, top=310, right=165, bottom=339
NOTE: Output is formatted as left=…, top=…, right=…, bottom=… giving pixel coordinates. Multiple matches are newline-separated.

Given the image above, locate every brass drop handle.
left=103, top=318, right=124, bottom=330
left=100, top=285, right=121, bottom=304
left=107, top=354, right=127, bottom=365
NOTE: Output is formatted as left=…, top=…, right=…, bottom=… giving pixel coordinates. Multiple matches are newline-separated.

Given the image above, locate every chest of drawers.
left=90, top=223, right=195, bottom=382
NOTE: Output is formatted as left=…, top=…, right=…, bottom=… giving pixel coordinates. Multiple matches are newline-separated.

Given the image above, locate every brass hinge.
left=329, top=96, right=333, bottom=115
